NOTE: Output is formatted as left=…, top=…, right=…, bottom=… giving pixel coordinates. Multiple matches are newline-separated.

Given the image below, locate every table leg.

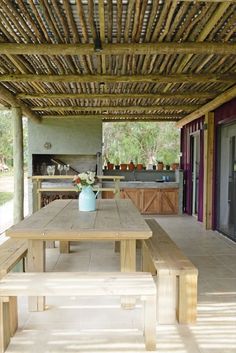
left=120, top=239, right=136, bottom=308
left=26, top=240, right=45, bottom=312
left=60, top=241, right=70, bottom=253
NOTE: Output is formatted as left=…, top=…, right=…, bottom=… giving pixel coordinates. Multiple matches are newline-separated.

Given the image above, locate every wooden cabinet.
left=159, top=189, right=179, bottom=215
left=120, top=189, right=141, bottom=210
left=103, top=188, right=178, bottom=215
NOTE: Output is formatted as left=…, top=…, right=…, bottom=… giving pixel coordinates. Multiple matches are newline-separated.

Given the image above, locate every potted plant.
left=120, top=162, right=128, bottom=171
left=157, top=161, right=164, bottom=171
left=115, top=157, right=120, bottom=170
left=128, top=161, right=135, bottom=171
left=107, top=161, right=114, bottom=171
left=137, top=163, right=143, bottom=171
left=171, top=163, right=179, bottom=171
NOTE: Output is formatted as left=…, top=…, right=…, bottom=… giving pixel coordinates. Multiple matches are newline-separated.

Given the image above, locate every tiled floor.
left=6, top=215, right=236, bottom=353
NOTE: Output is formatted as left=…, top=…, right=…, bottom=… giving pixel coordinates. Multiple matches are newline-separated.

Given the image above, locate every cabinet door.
left=141, top=189, right=160, bottom=214
left=120, top=189, right=140, bottom=210
left=159, top=189, right=178, bottom=214
left=102, top=191, right=115, bottom=199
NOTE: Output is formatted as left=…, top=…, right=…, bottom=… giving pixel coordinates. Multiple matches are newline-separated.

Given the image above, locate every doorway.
left=191, top=132, right=200, bottom=216
left=217, top=122, right=236, bottom=241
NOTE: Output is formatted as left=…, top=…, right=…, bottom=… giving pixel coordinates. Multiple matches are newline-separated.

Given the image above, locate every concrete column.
left=12, top=107, right=24, bottom=224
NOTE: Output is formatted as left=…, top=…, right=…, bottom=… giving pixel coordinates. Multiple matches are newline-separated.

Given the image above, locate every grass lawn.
left=0, top=170, right=13, bottom=177
left=0, top=192, right=13, bottom=206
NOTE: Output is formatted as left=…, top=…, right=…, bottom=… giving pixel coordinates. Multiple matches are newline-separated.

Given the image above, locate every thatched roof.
left=0, top=0, right=236, bottom=124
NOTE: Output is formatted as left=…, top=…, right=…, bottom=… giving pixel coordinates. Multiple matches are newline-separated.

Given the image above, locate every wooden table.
left=6, top=199, right=152, bottom=311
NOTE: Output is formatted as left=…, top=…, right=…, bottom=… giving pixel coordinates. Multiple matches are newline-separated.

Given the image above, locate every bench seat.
left=0, top=272, right=156, bottom=352
left=142, top=219, right=198, bottom=324
left=0, top=238, right=27, bottom=351
left=0, top=239, right=27, bottom=279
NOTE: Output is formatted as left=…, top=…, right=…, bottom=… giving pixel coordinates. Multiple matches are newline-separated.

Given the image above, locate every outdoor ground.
left=0, top=174, right=28, bottom=235
left=1, top=176, right=236, bottom=352
left=5, top=215, right=236, bottom=353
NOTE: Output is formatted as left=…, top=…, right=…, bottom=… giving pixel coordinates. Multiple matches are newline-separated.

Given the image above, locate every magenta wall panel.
left=181, top=98, right=236, bottom=226
left=180, top=117, right=204, bottom=220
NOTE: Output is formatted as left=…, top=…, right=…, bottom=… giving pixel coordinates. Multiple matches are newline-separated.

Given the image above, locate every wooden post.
left=120, top=239, right=136, bottom=308
left=178, top=273, right=198, bottom=324
left=203, top=112, right=214, bottom=229
left=26, top=240, right=45, bottom=311
left=12, top=107, right=24, bottom=224
left=0, top=297, right=10, bottom=353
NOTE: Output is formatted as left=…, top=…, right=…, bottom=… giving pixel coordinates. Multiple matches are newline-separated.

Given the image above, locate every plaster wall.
left=27, top=117, right=102, bottom=213
left=28, top=117, right=102, bottom=156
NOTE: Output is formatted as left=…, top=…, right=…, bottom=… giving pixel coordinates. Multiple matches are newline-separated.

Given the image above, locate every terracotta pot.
left=137, top=163, right=143, bottom=171
left=171, top=163, right=179, bottom=171
left=107, top=163, right=114, bottom=171
left=128, top=162, right=135, bottom=171
left=120, top=163, right=127, bottom=171
left=157, top=163, right=164, bottom=171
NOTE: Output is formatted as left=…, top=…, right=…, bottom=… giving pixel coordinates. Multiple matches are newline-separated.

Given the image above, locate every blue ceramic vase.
left=78, top=185, right=96, bottom=212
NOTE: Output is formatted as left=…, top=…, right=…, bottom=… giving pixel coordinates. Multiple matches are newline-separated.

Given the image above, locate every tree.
left=103, top=122, right=180, bottom=166
left=0, top=110, right=28, bottom=166
left=0, top=111, right=13, bottom=165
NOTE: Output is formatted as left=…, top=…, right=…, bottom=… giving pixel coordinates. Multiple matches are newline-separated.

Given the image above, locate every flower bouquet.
left=73, top=171, right=98, bottom=211
left=73, top=171, right=97, bottom=191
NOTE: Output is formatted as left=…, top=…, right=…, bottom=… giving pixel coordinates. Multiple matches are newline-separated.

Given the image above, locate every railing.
left=29, top=175, right=124, bottom=211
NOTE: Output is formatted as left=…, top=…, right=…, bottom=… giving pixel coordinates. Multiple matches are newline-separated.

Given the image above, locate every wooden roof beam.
left=0, top=43, right=236, bottom=56
left=32, top=104, right=200, bottom=112
left=17, top=92, right=216, bottom=100
left=0, top=85, right=40, bottom=123
left=103, top=118, right=179, bottom=122
left=1, top=73, right=235, bottom=83
left=177, top=0, right=236, bottom=2
left=42, top=114, right=184, bottom=120
left=176, top=85, right=236, bottom=128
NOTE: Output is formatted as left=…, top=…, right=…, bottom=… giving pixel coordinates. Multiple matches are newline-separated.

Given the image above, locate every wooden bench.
left=0, top=238, right=27, bottom=352
left=142, top=219, right=198, bottom=325
left=0, top=272, right=156, bottom=352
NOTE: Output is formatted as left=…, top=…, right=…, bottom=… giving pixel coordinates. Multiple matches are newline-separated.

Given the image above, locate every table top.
left=6, top=199, right=152, bottom=241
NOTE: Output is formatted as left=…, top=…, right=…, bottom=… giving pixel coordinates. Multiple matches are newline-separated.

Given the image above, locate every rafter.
left=176, top=85, right=236, bottom=128
left=32, top=104, right=200, bottom=112
left=42, top=114, right=184, bottom=120
left=0, top=42, right=236, bottom=56
left=0, top=84, right=40, bottom=122
left=17, top=92, right=216, bottom=100
left=1, top=74, right=235, bottom=83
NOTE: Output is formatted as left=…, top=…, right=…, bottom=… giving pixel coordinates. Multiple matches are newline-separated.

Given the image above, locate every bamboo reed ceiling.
left=0, top=0, right=236, bottom=122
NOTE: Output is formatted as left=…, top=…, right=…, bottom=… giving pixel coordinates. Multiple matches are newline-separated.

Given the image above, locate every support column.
left=203, top=111, right=214, bottom=229
left=12, top=107, right=24, bottom=224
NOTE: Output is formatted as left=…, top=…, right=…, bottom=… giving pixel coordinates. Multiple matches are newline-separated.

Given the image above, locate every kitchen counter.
left=102, top=179, right=183, bottom=215
left=103, top=181, right=179, bottom=189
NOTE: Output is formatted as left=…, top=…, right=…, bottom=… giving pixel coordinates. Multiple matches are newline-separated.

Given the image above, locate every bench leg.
left=9, top=297, right=18, bottom=336
left=144, top=296, right=156, bottom=351
left=115, top=240, right=141, bottom=253
left=27, top=240, right=45, bottom=312
left=114, top=241, right=120, bottom=253
left=46, top=241, right=55, bottom=249
left=178, top=274, right=198, bottom=324
left=141, top=242, right=156, bottom=275
left=0, top=297, right=10, bottom=353
left=120, top=240, right=136, bottom=309
left=60, top=241, right=70, bottom=253
left=157, top=273, right=176, bottom=324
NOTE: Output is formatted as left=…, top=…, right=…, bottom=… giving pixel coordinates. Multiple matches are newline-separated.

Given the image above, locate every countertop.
left=102, top=181, right=179, bottom=189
